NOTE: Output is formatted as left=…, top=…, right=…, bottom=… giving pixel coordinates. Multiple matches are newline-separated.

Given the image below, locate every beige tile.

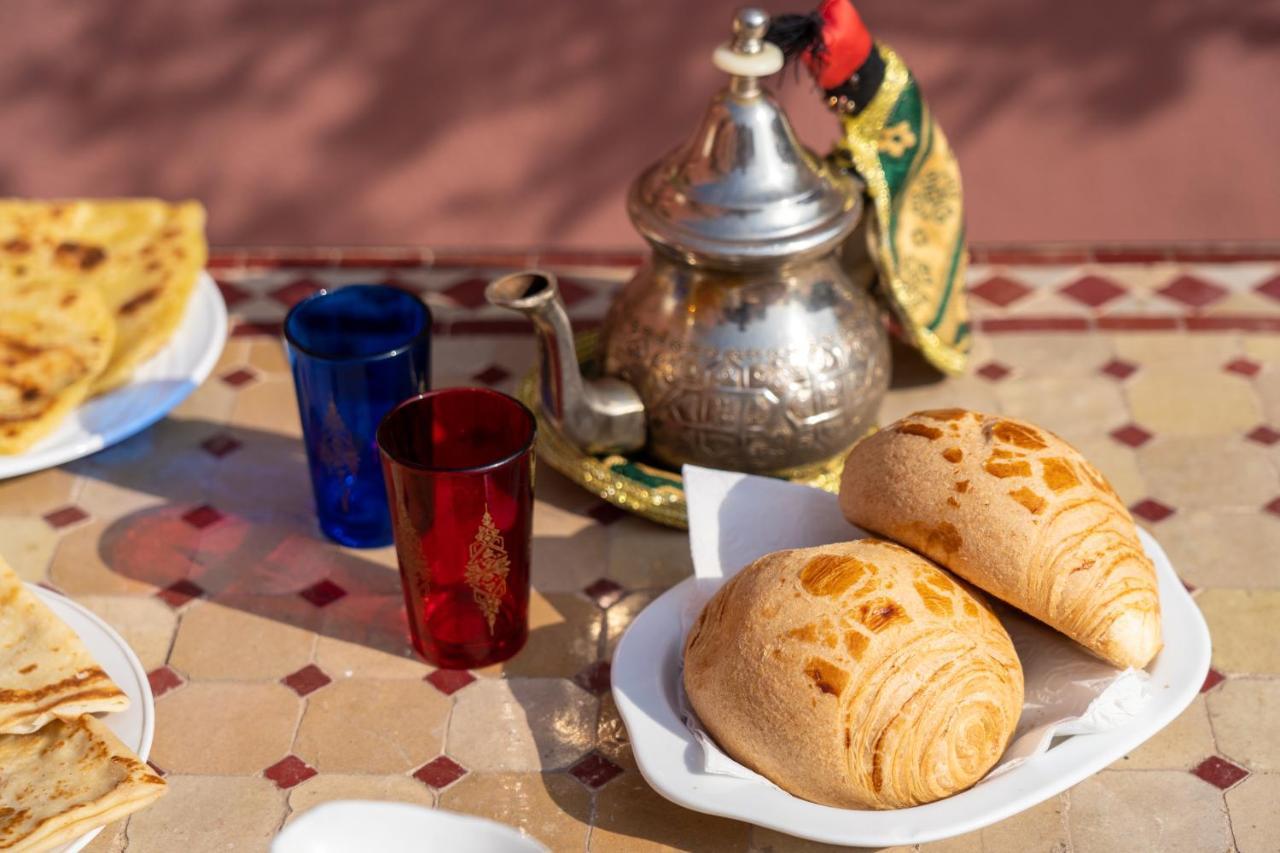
left=249, top=338, right=291, bottom=375
left=988, top=332, right=1113, bottom=378
left=169, top=378, right=237, bottom=423
left=1243, top=337, right=1280, bottom=362
left=1257, top=368, right=1280, bottom=427
left=76, top=595, right=178, bottom=672
left=75, top=476, right=166, bottom=521
left=231, top=378, right=303, bottom=437
left=592, top=772, right=751, bottom=852
left=596, top=693, right=636, bottom=771
left=606, top=517, right=693, bottom=590
left=169, top=599, right=316, bottom=680
left=127, top=775, right=286, bottom=853
left=533, top=467, right=600, bottom=515
left=751, top=826, right=904, bottom=852
left=1225, top=771, right=1280, bottom=853
left=1137, top=436, right=1278, bottom=510
left=80, top=819, right=127, bottom=853
left=531, top=503, right=609, bottom=594
left=1064, top=436, right=1147, bottom=504
left=295, top=678, right=449, bottom=773
left=605, top=590, right=661, bottom=659
left=1121, top=695, right=1216, bottom=770
left=994, top=374, right=1130, bottom=444
left=1126, top=368, right=1260, bottom=437
left=212, top=338, right=252, bottom=374
left=440, top=772, right=591, bottom=851
left=1197, top=589, right=1280, bottom=674
left=1207, top=678, right=1280, bottom=772
left=1068, top=770, right=1232, bottom=853
left=0, top=467, right=79, bottom=516
left=479, top=590, right=602, bottom=679
left=286, top=774, right=434, bottom=821
left=48, top=520, right=159, bottom=595
left=879, top=376, right=1001, bottom=426
left=0, top=516, right=58, bottom=582
left=448, top=678, right=595, bottom=772
left=920, top=794, right=1068, bottom=853
left=1113, top=332, right=1241, bottom=368
left=151, top=683, right=301, bottom=774
left=1156, top=511, right=1280, bottom=589
left=314, top=632, right=428, bottom=679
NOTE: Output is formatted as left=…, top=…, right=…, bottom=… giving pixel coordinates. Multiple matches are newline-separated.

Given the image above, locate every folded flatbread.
left=0, top=558, right=128, bottom=734
left=0, top=715, right=166, bottom=851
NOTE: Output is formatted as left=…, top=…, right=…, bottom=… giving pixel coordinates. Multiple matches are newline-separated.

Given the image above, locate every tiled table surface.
left=4, top=246, right=1280, bottom=852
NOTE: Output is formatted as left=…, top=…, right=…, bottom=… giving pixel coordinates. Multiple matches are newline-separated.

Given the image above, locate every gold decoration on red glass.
left=465, top=508, right=511, bottom=632
left=317, top=400, right=359, bottom=511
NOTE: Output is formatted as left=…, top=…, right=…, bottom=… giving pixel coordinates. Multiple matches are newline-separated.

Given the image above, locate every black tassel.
left=765, top=12, right=826, bottom=64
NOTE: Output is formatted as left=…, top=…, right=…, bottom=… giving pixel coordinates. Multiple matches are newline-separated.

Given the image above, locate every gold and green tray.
left=517, top=331, right=850, bottom=529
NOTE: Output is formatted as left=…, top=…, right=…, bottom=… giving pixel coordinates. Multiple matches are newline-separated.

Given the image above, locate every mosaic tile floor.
left=3, top=246, right=1279, bottom=852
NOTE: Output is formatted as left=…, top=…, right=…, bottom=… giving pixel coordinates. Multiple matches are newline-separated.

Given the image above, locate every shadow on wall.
left=1, top=0, right=1278, bottom=243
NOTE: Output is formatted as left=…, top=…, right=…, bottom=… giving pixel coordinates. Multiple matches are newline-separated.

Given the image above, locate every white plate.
left=30, top=584, right=157, bottom=853
left=611, top=528, right=1210, bottom=848
left=273, top=801, right=549, bottom=853
left=0, top=272, right=228, bottom=479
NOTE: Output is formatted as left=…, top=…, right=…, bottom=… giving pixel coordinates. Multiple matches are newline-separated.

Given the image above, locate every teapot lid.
left=628, top=7, right=862, bottom=265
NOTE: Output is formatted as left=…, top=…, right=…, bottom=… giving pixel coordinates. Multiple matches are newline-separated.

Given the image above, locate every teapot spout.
left=485, top=271, right=646, bottom=456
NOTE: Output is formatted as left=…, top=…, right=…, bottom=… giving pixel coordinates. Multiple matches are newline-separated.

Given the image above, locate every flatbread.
left=0, top=715, right=166, bottom=852
left=0, top=199, right=208, bottom=395
left=0, top=278, right=114, bottom=454
left=0, top=558, right=128, bottom=735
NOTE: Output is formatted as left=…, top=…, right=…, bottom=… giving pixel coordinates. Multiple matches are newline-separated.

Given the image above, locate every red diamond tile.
left=282, top=664, right=332, bottom=697
left=42, top=505, right=88, bottom=529
left=583, top=578, right=626, bottom=608
left=181, top=504, right=225, bottom=530
left=1157, top=275, right=1228, bottom=308
left=214, top=279, right=251, bottom=309
left=1224, top=358, right=1261, bottom=378
left=1200, top=669, right=1225, bottom=693
left=264, top=755, right=318, bottom=790
left=425, top=668, right=475, bottom=695
left=555, top=277, right=593, bottom=308
left=1247, top=426, right=1280, bottom=446
left=969, top=275, right=1033, bottom=308
left=471, top=365, right=511, bottom=386
left=147, top=666, right=185, bottom=698
left=573, top=661, right=612, bottom=695
left=1130, top=499, right=1175, bottom=523
left=441, top=277, right=490, bottom=309
left=1059, top=275, right=1126, bottom=308
left=156, top=579, right=205, bottom=608
left=1100, top=359, right=1138, bottom=380
left=1110, top=424, right=1153, bottom=448
left=201, top=433, right=243, bottom=458
left=1256, top=274, right=1280, bottom=302
left=1264, top=497, right=1280, bottom=517
left=1191, top=756, right=1249, bottom=790
left=219, top=367, right=259, bottom=388
left=587, top=502, right=627, bottom=525
left=146, top=759, right=167, bottom=777
left=569, top=751, right=624, bottom=789
left=413, top=755, right=468, bottom=789
left=975, top=361, right=1012, bottom=381
left=271, top=277, right=324, bottom=308
left=299, top=578, right=347, bottom=608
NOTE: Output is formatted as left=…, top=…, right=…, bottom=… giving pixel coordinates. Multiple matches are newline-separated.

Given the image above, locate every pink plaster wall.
left=2, top=1, right=1278, bottom=247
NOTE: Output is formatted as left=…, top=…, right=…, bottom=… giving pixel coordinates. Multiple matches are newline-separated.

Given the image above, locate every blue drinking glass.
left=284, top=285, right=431, bottom=547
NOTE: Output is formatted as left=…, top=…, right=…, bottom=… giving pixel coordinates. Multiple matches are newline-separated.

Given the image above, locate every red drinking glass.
left=376, top=388, right=536, bottom=669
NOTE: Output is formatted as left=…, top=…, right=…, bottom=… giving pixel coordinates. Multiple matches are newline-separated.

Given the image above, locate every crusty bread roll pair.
left=683, top=409, right=1161, bottom=810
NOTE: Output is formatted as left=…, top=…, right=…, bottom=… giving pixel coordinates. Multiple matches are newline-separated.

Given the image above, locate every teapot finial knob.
left=713, top=7, right=783, bottom=81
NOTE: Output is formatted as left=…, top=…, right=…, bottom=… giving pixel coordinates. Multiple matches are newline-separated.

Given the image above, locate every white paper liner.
left=678, top=465, right=1152, bottom=789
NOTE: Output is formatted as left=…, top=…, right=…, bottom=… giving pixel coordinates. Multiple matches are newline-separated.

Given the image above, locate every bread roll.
left=839, top=409, right=1162, bottom=669
left=683, top=540, right=1023, bottom=809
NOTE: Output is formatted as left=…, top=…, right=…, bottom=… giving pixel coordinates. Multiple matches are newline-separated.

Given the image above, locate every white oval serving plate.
left=0, top=272, right=227, bottom=479
left=611, top=528, right=1210, bottom=848
left=30, top=584, right=157, bottom=853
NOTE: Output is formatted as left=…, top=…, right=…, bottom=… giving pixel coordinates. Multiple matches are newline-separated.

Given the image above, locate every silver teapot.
left=487, top=7, right=889, bottom=475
